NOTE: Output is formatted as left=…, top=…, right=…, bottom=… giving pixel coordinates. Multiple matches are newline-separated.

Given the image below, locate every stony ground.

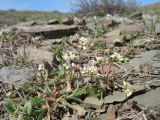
left=0, top=12, right=160, bottom=120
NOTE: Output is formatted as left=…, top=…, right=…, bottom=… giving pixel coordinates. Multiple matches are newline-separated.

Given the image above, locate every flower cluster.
left=78, top=37, right=88, bottom=50
left=110, top=52, right=124, bottom=62
left=38, top=63, right=45, bottom=71
left=62, top=51, right=77, bottom=61
left=123, top=81, right=132, bottom=97
left=80, top=65, right=97, bottom=75
left=62, top=51, right=78, bottom=70
left=87, top=66, right=97, bottom=75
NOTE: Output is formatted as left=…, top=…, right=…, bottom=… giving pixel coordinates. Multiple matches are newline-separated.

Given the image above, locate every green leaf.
left=37, top=109, right=47, bottom=120
left=30, top=97, right=43, bottom=106
left=24, top=101, right=32, bottom=115
left=44, top=84, right=52, bottom=93
left=13, top=108, right=19, bottom=118
left=3, top=100, right=17, bottom=115
left=74, top=87, right=87, bottom=97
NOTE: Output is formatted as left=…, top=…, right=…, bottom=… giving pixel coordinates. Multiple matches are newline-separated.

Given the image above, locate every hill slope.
left=143, top=2, right=160, bottom=15
left=0, top=10, right=71, bottom=26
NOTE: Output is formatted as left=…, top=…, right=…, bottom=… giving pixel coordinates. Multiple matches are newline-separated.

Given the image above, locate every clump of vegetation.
left=2, top=34, right=132, bottom=119
left=89, top=17, right=109, bottom=37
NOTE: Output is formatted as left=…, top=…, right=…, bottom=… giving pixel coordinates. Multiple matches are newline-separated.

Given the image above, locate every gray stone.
left=84, top=97, right=103, bottom=109
left=17, top=46, right=53, bottom=65
left=40, top=39, right=62, bottom=46
left=128, top=50, right=160, bottom=67
left=104, top=91, right=126, bottom=104
left=0, top=66, right=36, bottom=88
left=14, top=25, right=78, bottom=39
left=155, top=23, right=160, bottom=35
left=120, top=24, right=145, bottom=36
left=127, top=77, right=146, bottom=83
left=149, top=80, right=160, bottom=87
left=61, top=17, right=74, bottom=25
left=47, top=19, right=59, bottom=25
left=129, top=11, right=142, bottom=19
left=131, top=84, right=146, bottom=92
left=131, top=87, right=160, bottom=111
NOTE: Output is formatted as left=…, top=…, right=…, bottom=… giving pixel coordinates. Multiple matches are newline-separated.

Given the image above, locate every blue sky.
left=0, top=0, right=159, bottom=12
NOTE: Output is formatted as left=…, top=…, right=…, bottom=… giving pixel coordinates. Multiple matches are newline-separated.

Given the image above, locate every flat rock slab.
left=131, top=84, right=146, bottom=92
left=104, top=91, right=126, bottom=104
left=128, top=50, right=160, bottom=67
left=84, top=97, right=103, bottom=109
left=17, top=46, right=53, bottom=65
left=0, top=66, right=36, bottom=88
left=131, top=87, right=160, bottom=111
left=120, top=24, right=145, bottom=35
left=14, top=25, right=78, bottom=39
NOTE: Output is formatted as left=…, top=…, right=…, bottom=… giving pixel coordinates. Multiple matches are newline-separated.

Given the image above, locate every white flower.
left=62, top=51, right=77, bottom=61
left=94, top=16, right=97, bottom=20
left=124, top=88, right=132, bottom=97
left=82, top=46, right=87, bottom=50
left=38, top=63, right=45, bottom=71
left=63, top=63, right=70, bottom=70
left=123, top=81, right=132, bottom=97
left=80, top=37, right=87, bottom=45
left=87, top=66, right=97, bottom=74
left=123, top=81, right=131, bottom=88
left=106, top=13, right=112, bottom=17
left=96, top=56, right=103, bottom=63
left=62, top=53, right=70, bottom=61
left=78, top=37, right=89, bottom=50
left=69, top=52, right=77, bottom=60
left=111, top=52, right=124, bottom=61
left=71, top=63, right=76, bottom=67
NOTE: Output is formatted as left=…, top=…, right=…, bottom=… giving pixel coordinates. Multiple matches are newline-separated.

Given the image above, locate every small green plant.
left=96, top=41, right=108, bottom=50
left=130, top=39, right=147, bottom=47
left=90, top=24, right=108, bottom=37
left=89, top=17, right=108, bottom=37
left=3, top=35, right=131, bottom=119
left=4, top=97, right=47, bottom=120
left=3, top=100, right=19, bottom=118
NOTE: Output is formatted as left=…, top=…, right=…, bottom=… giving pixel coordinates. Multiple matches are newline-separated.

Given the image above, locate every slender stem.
left=106, top=63, right=112, bottom=80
